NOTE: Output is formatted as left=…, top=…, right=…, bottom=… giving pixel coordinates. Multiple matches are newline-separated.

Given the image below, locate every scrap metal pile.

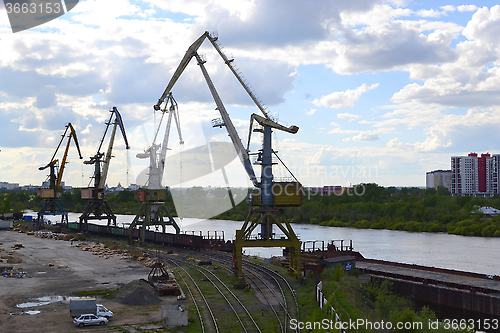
left=2, top=269, right=26, bottom=278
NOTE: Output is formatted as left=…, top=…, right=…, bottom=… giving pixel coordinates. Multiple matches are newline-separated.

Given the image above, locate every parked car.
left=73, top=314, right=108, bottom=327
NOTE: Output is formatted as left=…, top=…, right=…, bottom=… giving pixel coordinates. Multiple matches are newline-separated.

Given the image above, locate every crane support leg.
left=38, top=198, right=69, bottom=225
left=232, top=209, right=302, bottom=278
left=129, top=199, right=180, bottom=244
left=79, top=199, right=117, bottom=230
left=232, top=236, right=244, bottom=280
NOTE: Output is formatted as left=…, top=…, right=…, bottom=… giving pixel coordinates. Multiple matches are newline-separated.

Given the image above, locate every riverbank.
left=7, top=183, right=500, bottom=239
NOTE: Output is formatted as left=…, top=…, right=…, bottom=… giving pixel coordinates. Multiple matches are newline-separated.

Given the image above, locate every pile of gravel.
left=113, top=279, right=161, bottom=306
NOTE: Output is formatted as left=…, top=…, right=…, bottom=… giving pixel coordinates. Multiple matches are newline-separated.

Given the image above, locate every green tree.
left=436, top=186, right=450, bottom=196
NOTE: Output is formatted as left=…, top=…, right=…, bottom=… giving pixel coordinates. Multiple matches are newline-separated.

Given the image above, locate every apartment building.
left=451, top=153, right=500, bottom=197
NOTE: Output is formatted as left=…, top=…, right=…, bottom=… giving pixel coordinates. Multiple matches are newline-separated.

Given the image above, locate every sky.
left=1, top=0, right=500, bottom=189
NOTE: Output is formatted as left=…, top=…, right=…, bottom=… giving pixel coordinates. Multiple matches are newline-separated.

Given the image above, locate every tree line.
left=2, top=183, right=500, bottom=237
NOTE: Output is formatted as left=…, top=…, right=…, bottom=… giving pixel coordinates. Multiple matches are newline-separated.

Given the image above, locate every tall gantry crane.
left=38, top=123, right=83, bottom=224
left=79, top=107, right=130, bottom=229
left=154, top=31, right=303, bottom=278
left=129, top=94, right=183, bottom=243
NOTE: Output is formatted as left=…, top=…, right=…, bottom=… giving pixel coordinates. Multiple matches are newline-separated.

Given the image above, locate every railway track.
left=168, top=259, right=218, bottom=333
left=169, top=249, right=300, bottom=333
left=204, top=251, right=300, bottom=333
left=191, top=251, right=286, bottom=332
left=161, top=253, right=263, bottom=333
left=244, top=258, right=300, bottom=333
left=145, top=247, right=300, bottom=333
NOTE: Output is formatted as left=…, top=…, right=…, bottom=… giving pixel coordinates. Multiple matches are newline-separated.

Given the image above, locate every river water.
left=45, top=212, right=499, bottom=276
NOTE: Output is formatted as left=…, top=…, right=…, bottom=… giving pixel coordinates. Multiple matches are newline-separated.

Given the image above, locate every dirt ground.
left=0, top=230, right=183, bottom=332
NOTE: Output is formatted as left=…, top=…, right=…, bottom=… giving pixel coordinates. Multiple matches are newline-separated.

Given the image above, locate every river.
left=39, top=212, right=500, bottom=276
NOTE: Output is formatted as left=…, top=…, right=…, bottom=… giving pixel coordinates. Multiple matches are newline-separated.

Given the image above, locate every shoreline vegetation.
left=2, top=183, right=500, bottom=237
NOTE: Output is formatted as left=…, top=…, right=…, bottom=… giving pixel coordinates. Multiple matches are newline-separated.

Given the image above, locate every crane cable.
left=179, top=140, right=184, bottom=227
left=177, top=101, right=184, bottom=227
left=126, top=149, right=131, bottom=187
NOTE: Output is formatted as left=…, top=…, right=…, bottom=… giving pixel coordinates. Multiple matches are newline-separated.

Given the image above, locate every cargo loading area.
left=0, top=230, right=180, bottom=332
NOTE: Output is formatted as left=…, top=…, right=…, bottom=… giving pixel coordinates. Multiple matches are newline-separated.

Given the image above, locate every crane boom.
left=99, top=119, right=118, bottom=189
left=153, top=31, right=298, bottom=189
left=138, top=94, right=183, bottom=189
left=113, top=107, right=130, bottom=149
left=207, top=34, right=270, bottom=120
left=154, top=32, right=210, bottom=111
left=99, top=108, right=130, bottom=189
left=39, top=123, right=83, bottom=190
left=84, top=108, right=129, bottom=189
left=37, top=123, right=83, bottom=225
left=195, top=53, right=258, bottom=187
left=158, top=95, right=183, bottom=185
left=246, top=114, right=299, bottom=151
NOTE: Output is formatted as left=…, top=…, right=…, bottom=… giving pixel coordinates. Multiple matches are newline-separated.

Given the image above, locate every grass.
left=72, top=289, right=117, bottom=298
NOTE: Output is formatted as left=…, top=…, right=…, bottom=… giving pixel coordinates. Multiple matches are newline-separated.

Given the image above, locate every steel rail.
left=168, top=259, right=219, bottom=333
left=166, top=256, right=260, bottom=333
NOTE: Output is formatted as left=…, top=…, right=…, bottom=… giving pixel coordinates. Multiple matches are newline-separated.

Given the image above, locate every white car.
left=73, top=314, right=108, bottom=327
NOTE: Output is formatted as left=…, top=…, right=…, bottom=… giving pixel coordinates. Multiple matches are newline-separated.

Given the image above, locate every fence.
left=316, top=281, right=347, bottom=333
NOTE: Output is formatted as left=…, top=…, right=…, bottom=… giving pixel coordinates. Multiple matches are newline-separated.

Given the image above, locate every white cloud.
left=352, top=132, right=381, bottom=141
left=462, top=6, right=500, bottom=47
left=457, top=5, right=478, bottom=12
left=440, top=5, right=456, bottom=13
left=340, top=4, right=411, bottom=28
left=331, top=20, right=457, bottom=74
left=392, top=6, right=500, bottom=108
left=415, top=5, right=455, bottom=18
left=386, top=137, right=400, bottom=147
left=306, top=108, right=316, bottom=115
left=313, top=83, right=379, bottom=109
left=81, top=124, right=93, bottom=135
left=416, top=9, right=443, bottom=18
left=328, top=127, right=359, bottom=135
left=376, top=102, right=445, bottom=129
left=337, top=113, right=361, bottom=122
left=412, top=108, right=500, bottom=152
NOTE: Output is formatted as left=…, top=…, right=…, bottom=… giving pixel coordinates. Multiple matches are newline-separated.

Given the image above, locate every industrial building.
left=425, top=170, right=452, bottom=192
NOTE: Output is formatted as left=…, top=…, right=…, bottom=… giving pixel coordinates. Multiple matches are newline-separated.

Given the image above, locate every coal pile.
left=113, top=279, right=161, bottom=306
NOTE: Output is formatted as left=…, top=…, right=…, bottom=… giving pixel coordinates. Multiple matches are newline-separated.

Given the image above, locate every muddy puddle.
left=15, top=296, right=92, bottom=314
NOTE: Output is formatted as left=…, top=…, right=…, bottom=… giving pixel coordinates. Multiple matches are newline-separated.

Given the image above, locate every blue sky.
left=1, top=0, right=500, bottom=189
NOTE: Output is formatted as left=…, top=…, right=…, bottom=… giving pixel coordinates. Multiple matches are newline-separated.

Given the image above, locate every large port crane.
left=129, top=93, right=183, bottom=243
left=37, top=123, right=83, bottom=224
left=154, top=31, right=303, bottom=278
left=79, top=107, right=130, bottom=229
